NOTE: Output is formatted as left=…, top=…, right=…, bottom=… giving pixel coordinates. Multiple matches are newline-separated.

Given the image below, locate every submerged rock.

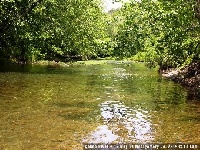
left=162, top=70, right=179, bottom=78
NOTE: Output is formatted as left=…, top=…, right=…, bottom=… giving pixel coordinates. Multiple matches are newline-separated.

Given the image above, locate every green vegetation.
left=114, top=0, right=200, bottom=68
left=0, top=0, right=109, bottom=63
left=0, top=0, right=200, bottom=68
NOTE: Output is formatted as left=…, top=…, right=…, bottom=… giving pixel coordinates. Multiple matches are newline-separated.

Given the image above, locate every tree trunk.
left=195, top=0, right=200, bottom=22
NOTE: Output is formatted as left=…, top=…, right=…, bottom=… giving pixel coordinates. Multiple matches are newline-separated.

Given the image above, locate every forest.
left=0, top=0, right=200, bottom=67
left=0, top=1, right=200, bottom=149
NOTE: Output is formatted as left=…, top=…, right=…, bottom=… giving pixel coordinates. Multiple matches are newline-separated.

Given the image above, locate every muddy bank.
left=161, top=61, right=200, bottom=99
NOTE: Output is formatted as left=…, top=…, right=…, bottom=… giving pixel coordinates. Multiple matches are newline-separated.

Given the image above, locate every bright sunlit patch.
left=103, top=0, right=122, bottom=12
left=82, top=125, right=119, bottom=143
left=83, top=100, right=154, bottom=143
left=103, top=0, right=131, bottom=12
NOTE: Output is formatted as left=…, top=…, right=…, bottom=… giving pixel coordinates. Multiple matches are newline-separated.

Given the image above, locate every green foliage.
left=114, top=0, right=200, bottom=68
left=0, top=0, right=109, bottom=63
left=1, top=0, right=200, bottom=66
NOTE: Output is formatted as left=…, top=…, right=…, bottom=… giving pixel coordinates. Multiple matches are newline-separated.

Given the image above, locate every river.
left=0, top=61, right=199, bottom=149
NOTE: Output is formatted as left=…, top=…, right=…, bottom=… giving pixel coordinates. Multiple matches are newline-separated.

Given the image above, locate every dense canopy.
left=0, top=0, right=200, bottom=68
left=114, top=0, right=200, bottom=68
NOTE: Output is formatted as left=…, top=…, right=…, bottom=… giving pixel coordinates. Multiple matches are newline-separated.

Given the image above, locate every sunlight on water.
left=0, top=61, right=199, bottom=149
left=83, top=125, right=119, bottom=143
left=83, top=100, right=154, bottom=143
left=113, top=67, right=132, bottom=79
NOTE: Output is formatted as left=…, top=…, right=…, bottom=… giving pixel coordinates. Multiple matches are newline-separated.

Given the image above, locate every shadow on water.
left=0, top=63, right=82, bottom=75
left=0, top=61, right=199, bottom=149
left=0, top=64, right=33, bottom=72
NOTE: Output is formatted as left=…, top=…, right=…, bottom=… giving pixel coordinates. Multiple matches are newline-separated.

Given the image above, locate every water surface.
left=0, top=61, right=199, bottom=149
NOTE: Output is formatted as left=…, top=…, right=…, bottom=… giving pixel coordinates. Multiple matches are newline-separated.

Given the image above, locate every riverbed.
left=0, top=61, right=199, bottom=149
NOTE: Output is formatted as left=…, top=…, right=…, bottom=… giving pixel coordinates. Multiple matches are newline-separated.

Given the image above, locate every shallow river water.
left=0, top=61, right=199, bottom=149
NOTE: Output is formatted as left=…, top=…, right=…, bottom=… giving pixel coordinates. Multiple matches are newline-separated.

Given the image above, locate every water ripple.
left=83, top=100, right=154, bottom=143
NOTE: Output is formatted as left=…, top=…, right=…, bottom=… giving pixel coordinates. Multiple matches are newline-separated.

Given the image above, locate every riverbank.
left=33, top=60, right=109, bottom=67
left=161, top=61, right=200, bottom=99
left=33, top=59, right=133, bottom=67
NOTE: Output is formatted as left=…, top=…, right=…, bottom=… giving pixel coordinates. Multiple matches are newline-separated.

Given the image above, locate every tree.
left=0, top=0, right=109, bottom=63
left=114, top=0, right=200, bottom=67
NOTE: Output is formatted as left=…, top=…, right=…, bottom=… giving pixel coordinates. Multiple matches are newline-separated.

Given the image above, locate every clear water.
left=0, top=61, right=199, bottom=149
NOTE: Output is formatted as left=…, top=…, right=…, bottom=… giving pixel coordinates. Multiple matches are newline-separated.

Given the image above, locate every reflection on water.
left=0, top=61, right=199, bottom=149
left=83, top=125, right=118, bottom=143
left=83, top=100, right=154, bottom=143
